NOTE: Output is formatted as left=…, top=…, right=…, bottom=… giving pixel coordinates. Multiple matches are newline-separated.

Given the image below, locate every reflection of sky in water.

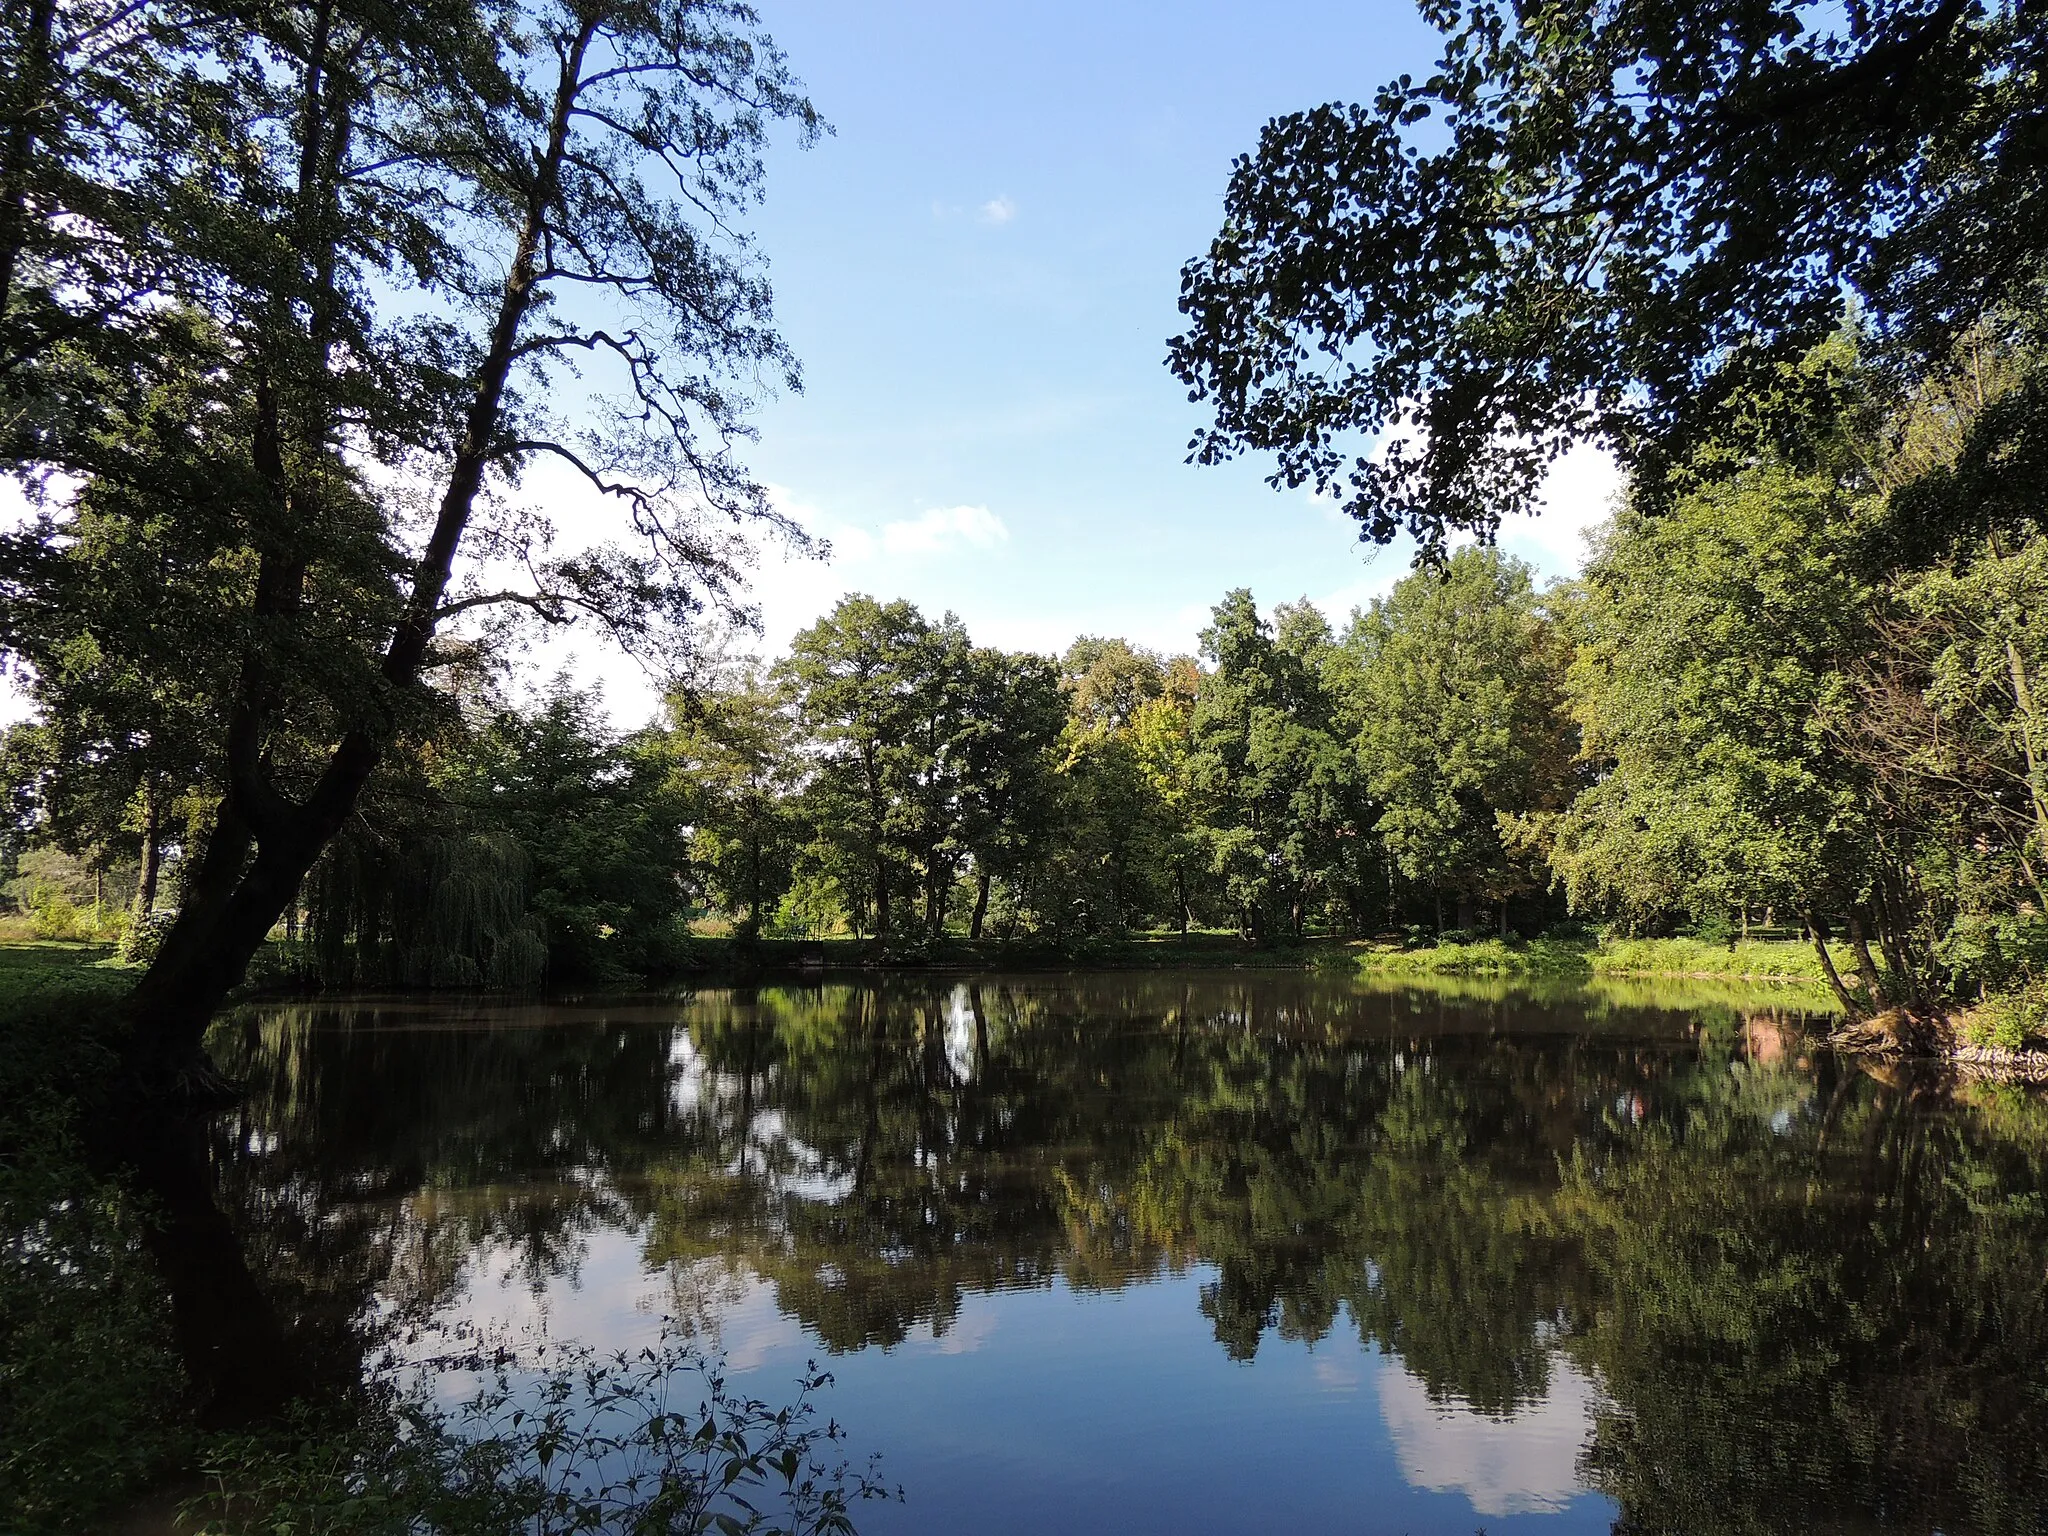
left=428, top=1222, right=1615, bottom=1535
left=1377, top=1360, right=1601, bottom=1517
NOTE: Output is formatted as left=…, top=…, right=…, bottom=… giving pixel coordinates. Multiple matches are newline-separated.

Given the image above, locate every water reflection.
left=205, top=973, right=2048, bottom=1534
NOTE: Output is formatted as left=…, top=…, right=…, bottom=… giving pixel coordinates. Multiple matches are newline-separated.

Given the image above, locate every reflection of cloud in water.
left=904, top=1301, right=999, bottom=1357
left=1311, top=1355, right=1363, bottom=1393
left=667, top=1034, right=853, bottom=1202
left=1376, top=1355, right=1599, bottom=1517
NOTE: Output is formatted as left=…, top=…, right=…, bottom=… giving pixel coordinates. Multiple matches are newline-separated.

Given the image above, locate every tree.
left=1061, top=637, right=1166, bottom=734
left=1130, top=660, right=1204, bottom=935
left=1168, top=0, right=2048, bottom=554
left=777, top=596, right=935, bottom=943
left=665, top=664, right=800, bottom=940
left=302, top=685, right=685, bottom=986
left=1339, top=549, right=1575, bottom=934
left=955, top=648, right=1065, bottom=939
left=1185, top=591, right=1359, bottom=940
left=0, top=0, right=821, bottom=1074
left=1554, top=466, right=1880, bottom=998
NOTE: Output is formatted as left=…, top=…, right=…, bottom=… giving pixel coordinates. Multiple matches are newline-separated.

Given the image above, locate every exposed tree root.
left=1829, top=1008, right=2048, bottom=1082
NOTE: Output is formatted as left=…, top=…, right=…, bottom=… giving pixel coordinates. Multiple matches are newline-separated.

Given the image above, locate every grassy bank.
left=1359, top=934, right=1850, bottom=985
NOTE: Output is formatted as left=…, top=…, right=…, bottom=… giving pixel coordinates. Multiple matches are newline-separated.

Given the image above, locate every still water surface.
left=211, top=972, right=2048, bottom=1534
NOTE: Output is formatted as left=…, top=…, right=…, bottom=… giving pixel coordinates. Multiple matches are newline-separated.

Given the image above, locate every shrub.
left=118, top=909, right=177, bottom=966
left=26, top=885, right=87, bottom=942
left=1966, top=985, right=2048, bottom=1053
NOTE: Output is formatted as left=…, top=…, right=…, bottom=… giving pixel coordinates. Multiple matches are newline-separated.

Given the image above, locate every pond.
left=199, top=971, right=2048, bottom=1535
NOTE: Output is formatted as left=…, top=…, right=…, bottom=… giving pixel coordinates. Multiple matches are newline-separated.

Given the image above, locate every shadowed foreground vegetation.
left=0, top=949, right=891, bottom=1535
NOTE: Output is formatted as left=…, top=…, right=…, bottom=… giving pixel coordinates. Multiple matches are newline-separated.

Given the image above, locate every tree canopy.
left=1168, top=0, right=2048, bottom=554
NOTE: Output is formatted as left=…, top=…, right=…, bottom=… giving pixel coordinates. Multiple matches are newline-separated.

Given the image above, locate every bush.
left=1943, top=912, right=2048, bottom=1000
left=118, top=908, right=177, bottom=966
left=26, top=885, right=87, bottom=941
left=1965, top=984, right=2048, bottom=1052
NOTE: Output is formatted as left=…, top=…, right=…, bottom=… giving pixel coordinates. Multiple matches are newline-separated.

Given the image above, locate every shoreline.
left=6, top=938, right=2043, bottom=1079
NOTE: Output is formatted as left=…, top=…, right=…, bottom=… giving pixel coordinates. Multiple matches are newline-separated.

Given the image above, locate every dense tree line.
left=1166, top=0, right=2048, bottom=1033
left=1, top=0, right=2044, bottom=1040
left=11, top=365, right=2048, bottom=1031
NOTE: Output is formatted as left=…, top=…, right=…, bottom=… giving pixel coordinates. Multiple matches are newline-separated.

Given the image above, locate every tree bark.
left=133, top=774, right=161, bottom=918
left=1802, top=910, right=1865, bottom=1019
left=1847, top=910, right=1887, bottom=1006
left=969, top=869, right=990, bottom=940
left=744, top=826, right=761, bottom=939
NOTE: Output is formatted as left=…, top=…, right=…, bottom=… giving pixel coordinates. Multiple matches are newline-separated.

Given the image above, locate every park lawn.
left=1360, top=934, right=1850, bottom=984
left=0, top=939, right=133, bottom=1015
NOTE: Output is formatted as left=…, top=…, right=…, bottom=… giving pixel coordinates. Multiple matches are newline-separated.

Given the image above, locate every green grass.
left=1358, top=936, right=1594, bottom=977
left=1359, top=934, right=1850, bottom=986
left=1588, top=936, right=1846, bottom=983
left=0, top=939, right=132, bottom=1004
left=669, top=930, right=1363, bottom=975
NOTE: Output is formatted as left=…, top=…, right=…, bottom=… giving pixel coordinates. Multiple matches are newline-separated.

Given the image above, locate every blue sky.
left=533, top=0, right=1621, bottom=720
left=0, top=0, right=1621, bottom=729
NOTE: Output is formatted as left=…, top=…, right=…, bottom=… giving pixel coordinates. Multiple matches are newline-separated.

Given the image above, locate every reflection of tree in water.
left=219, top=975, right=2048, bottom=1532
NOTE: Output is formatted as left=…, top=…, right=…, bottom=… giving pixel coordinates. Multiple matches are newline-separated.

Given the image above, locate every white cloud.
left=1497, top=439, right=1622, bottom=578
left=880, top=503, right=1008, bottom=556
left=978, top=194, right=1017, bottom=226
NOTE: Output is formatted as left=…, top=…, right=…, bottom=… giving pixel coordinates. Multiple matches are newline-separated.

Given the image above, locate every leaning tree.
left=0, top=0, right=821, bottom=1079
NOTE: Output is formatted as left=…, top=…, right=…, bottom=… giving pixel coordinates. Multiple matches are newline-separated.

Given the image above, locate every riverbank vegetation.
left=9, top=472, right=2048, bottom=1044
left=0, top=0, right=2043, bottom=1055
left=1360, top=935, right=1848, bottom=988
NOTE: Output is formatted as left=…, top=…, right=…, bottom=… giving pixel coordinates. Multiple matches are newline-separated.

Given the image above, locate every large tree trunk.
left=969, top=869, right=990, bottom=940
left=123, top=791, right=362, bottom=1073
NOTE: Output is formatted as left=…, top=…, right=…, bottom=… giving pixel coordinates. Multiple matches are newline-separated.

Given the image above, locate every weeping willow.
left=304, top=827, right=549, bottom=989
